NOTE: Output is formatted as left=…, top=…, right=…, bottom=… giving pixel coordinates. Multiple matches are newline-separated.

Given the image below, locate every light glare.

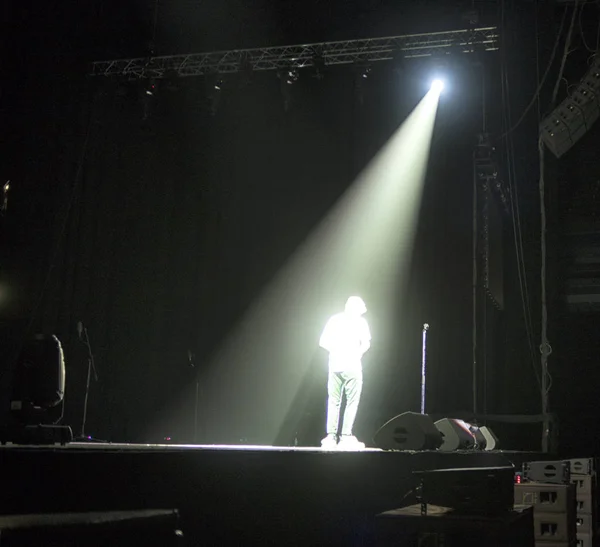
left=431, top=79, right=444, bottom=92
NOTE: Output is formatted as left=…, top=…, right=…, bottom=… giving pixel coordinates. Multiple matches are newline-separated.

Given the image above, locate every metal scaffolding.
left=90, top=26, right=499, bottom=79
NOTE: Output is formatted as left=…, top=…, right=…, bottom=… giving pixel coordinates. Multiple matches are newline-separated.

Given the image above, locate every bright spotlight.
left=431, top=79, right=444, bottom=92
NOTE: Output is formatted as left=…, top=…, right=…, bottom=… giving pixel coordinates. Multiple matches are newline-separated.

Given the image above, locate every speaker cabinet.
left=524, top=460, right=570, bottom=484
left=373, top=412, right=443, bottom=451
left=471, top=426, right=487, bottom=449
left=434, top=418, right=475, bottom=451
left=479, top=425, right=499, bottom=450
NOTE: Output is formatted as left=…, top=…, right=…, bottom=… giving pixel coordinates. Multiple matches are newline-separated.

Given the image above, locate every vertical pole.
left=194, top=378, right=200, bottom=444
left=80, top=358, right=92, bottom=439
left=421, top=323, right=429, bottom=414
left=539, top=140, right=550, bottom=453
left=472, top=61, right=487, bottom=419
left=472, top=158, right=478, bottom=417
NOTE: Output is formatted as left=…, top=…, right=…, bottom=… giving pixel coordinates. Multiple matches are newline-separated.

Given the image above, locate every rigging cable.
left=14, top=83, right=97, bottom=367
left=500, top=5, right=569, bottom=139
left=539, top=0, right=581, bottom=451
left=151, top=0, right=160, bottom=49
left=499, top=0, right=540, bottom=387
left=578, top=0, right=600, bottom=53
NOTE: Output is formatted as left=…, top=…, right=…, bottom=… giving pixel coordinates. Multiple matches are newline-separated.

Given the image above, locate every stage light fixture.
left=11, top=335, right=65, bottom=418
left=1, top=335, right=73, bottom=444
left=280, top=68, right=299, bottom=86
left=431, top=79, right=445, bottom=93
left=277, top=69, right=299, bottom=111
left=145, top=79, right=157, bottom=96
left=312, top=53, right=326, bottom=79
left=206, top=74, right=224, bottom=115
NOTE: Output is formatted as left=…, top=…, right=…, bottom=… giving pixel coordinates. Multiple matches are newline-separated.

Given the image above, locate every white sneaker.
left=337, top=435, right=365, bottom=451
left=321, top=434, right=338, bottom=450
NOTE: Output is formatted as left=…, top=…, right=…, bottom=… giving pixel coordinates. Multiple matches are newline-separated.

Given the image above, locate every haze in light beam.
left=192, top=88, right=442, bottom=445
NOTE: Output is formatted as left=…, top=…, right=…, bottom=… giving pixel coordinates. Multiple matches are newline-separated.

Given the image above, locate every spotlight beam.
left=181, top=89, right=442, bottom=445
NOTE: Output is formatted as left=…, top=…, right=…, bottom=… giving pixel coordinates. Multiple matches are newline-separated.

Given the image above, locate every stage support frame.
left=90, top=27, right=499, bottom=79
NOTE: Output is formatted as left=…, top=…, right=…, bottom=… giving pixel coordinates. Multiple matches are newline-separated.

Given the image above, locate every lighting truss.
left=90, top=27, right=499, bottom=79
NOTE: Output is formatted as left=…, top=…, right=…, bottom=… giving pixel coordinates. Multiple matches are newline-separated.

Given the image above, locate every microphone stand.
left=194, top=374, right=200, bottom=444
left=420, top=323, right=429, bottom=415
left=188, top=350, right=200, bottom=444
left=77, top=325, right=99, bottom=441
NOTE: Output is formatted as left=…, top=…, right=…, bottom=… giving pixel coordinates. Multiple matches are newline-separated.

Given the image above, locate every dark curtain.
left=4, top=56, right=491, bottom=443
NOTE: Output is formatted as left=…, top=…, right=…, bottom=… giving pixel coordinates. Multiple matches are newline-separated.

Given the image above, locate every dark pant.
left=326, top=369, right=363, bottom=437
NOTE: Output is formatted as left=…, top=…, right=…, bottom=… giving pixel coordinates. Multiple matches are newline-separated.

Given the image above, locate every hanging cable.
left=535, top=3, right=543, bottom=124
left=500, top=5, right=569, bottom=139
left=151, top=0, right=160, bottom=49
left=551, top=2, right=580, bottom=105
left=539, top=0, right=580, bottom=452
left=506, top=76, right=537, bottom=380
left=578, top=0, right=599, bottom=53
left=11, top=81, right=97, bottom=370
left=499, top=0, right=540, bottom=387
left=596, top=1, right=600, bottom=51
left=505, top=120, right=540, bottom=386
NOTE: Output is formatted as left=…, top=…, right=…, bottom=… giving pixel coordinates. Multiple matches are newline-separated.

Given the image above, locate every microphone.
left=188, top=349, right=195, bottom=368
left=77, top=321, right=83, bottom=339
left=423, top=323, right=429, bottom=331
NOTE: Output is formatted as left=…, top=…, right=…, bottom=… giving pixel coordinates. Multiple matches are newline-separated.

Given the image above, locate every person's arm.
left=360, top=339, right=371, bottom=355
left=359, top=320, right=371, bottom=355
left=319, top=319, right=333, bottom=352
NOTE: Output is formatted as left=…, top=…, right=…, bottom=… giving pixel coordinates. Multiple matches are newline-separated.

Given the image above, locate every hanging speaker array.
left=540, top=55, right=600, bottom=158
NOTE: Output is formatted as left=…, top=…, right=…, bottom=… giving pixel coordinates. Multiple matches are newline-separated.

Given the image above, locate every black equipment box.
left=375, top=503, right=534, bottom=547
left=414, top=466, right=515, bottom=515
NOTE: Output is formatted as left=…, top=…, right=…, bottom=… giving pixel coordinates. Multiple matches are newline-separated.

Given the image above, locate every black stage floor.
left=0, top=443, right=545, bottom=545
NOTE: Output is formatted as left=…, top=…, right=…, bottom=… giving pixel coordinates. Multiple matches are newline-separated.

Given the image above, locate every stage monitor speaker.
left=434, top=418, right=475, bottom=451
left=480, top=425, right=499, bottom=450
left=373, top=412, right=443, bottom=451
left=471, top=427, right=487, bottom=449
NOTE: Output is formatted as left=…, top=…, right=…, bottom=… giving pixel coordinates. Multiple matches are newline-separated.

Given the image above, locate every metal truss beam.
left=90, top=27, right=499, bottom=79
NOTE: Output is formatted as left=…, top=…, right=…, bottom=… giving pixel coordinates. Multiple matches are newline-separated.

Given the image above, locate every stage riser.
left=0, top=445, right=546, bottom=545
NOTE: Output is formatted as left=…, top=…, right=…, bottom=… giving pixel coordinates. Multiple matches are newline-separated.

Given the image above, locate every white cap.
left=345, top=296, right=367, bottom=315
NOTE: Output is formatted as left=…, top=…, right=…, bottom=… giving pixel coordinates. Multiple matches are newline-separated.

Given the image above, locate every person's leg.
left=325, top=371, right=344, bottom=436
left=340, top=369, right=363, bottom=438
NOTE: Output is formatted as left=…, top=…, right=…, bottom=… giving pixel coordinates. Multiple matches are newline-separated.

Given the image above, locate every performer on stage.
left=319, top=296, right=371, bottom=450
